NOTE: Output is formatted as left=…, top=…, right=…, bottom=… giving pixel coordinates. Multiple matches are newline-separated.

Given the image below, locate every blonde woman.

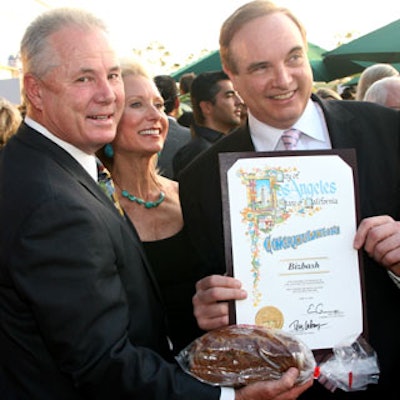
left=97, top=59, right=204, bottom=353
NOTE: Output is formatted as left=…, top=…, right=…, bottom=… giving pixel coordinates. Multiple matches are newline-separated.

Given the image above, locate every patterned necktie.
left=281, top=128, right=301, bottom=150
left=96, top=159, right=124, bottom=216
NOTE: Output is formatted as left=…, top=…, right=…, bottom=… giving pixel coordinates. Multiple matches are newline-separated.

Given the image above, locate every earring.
left=104, top=144, right=114, bottom=158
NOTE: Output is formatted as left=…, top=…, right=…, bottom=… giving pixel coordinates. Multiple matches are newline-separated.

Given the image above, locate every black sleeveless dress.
left=143, top=227, right=205, bottom=354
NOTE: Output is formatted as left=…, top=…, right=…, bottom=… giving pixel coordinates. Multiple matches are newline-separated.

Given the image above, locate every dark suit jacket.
left=179, top=96, right=400, bottom=399
left=173, top=124, right=224, bottom=180
left=0, top=123, right=219, bottom=400
left=157, top=117, right=191, bottom=179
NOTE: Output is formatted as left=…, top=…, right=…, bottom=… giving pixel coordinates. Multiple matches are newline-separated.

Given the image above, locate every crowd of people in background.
left=355, top=62, right=399, bottom=100
left=1, top=1, right=400, bottom=399
left=363, top=76, right=400, bottom=109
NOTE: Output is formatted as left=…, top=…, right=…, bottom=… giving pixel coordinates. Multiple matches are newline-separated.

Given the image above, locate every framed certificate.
left=219, top=149, right=366, bottom=352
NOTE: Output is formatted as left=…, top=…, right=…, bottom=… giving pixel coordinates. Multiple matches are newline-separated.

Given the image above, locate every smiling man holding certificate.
left=178, top=1, right=400, bottom=399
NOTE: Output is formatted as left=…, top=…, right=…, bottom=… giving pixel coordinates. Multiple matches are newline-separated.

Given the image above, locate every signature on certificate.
left=307, top=303, right=342, bottom=316
left=288, top=319, right=328, bottom=332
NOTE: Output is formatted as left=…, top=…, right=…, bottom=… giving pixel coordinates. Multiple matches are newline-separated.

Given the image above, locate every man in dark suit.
left=0, top=6, right=312, bottom=400
left=154, top=74, right=191, bottom=179
left=178, top=1, right=400, bottom=399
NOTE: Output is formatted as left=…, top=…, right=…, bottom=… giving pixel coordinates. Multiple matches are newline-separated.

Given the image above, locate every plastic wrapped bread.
left=176, top=324, right=316, bottom=387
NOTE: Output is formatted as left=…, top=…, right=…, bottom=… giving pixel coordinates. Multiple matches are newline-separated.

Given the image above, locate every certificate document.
left=220, top=150, right=365, bottom=351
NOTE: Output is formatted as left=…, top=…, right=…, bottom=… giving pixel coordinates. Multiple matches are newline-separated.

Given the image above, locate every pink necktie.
left=281, top=128, right=301, bottom=150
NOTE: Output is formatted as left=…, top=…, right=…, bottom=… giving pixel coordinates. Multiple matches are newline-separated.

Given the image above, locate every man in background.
left=355, top=63, right=399, bottom=101
left=154, top=74, right=191, bottom=179
left=363, top=76, right=400, bottom=109
left=173, top=70, right=243, bottom=179
left=177, top=72, right=196, bottom=127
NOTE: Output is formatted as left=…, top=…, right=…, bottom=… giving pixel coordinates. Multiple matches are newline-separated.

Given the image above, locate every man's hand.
left=235, top=368, right=313, bottom=400
left=354, top=215, right=400, bottom=276
left=193, top=275, right=247, bottom=330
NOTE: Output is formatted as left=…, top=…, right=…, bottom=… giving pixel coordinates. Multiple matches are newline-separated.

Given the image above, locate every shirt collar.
left=249, top=98, right=327, bottom=151
left=293, top=99, right=326, bottom=142
left=24, top=116, right=98, bottom=181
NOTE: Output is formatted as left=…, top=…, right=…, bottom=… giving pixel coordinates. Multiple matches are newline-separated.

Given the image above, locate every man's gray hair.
left=20, top=7, right=108, bottom=78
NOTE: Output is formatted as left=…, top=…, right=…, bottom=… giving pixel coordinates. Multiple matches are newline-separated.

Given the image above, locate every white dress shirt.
left=249, top=99, right=331, bottom=151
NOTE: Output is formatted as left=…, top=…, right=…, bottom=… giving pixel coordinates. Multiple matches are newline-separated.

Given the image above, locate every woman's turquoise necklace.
left=121, top=189, right=165, bottom=209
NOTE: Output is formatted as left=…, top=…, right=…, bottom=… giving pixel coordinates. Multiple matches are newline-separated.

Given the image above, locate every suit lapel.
left=312, top=94, right=358, bottom=149
left=225, top=123, right=255, bottom=151
left=17, top=123, right=121, bottom=214
left=17, top=123, right=165, bottom=302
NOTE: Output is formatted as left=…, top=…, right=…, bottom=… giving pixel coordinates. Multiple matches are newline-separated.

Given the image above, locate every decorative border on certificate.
left=219, top=150, right=366, bottom=352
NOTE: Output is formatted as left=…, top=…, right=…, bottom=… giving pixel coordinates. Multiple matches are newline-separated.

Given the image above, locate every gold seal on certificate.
left=255, top=306, right=284, bottom=329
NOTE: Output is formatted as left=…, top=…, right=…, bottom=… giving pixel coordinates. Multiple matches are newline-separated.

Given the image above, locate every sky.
left=1, top=0, right=399, bottom=74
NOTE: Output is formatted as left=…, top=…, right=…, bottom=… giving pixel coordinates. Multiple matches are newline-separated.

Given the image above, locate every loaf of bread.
left=177, top=324, right=315, bottom=387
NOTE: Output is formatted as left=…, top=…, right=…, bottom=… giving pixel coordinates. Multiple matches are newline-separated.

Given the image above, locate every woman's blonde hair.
left=120, top=57, right=150, bottom=80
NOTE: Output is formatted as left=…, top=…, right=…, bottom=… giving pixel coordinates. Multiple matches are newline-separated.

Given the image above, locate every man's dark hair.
left=154, top=75, right=178, bottom=114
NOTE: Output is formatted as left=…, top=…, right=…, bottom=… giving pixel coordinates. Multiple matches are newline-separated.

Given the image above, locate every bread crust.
left=184, top=324, right=315, bottom=387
